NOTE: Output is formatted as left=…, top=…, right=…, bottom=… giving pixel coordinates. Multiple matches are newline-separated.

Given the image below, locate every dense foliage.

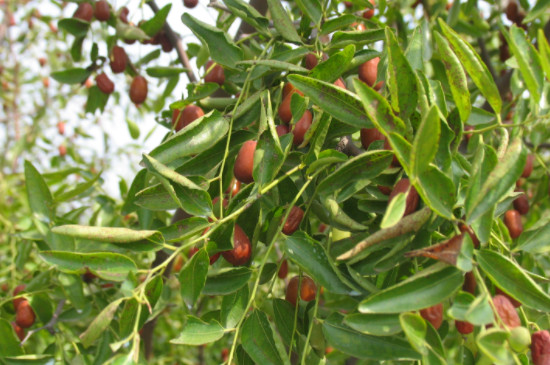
left=2, top=0, right=550, bottom=364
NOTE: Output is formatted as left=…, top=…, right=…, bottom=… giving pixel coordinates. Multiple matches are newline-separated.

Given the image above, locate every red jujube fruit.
left=221, top=225, right=252, bottom=266
left=234, top=140, right=257, bottom=184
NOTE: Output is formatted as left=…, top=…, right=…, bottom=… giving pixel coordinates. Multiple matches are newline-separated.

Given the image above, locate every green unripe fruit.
left=509, top=326, right=531, bottom=353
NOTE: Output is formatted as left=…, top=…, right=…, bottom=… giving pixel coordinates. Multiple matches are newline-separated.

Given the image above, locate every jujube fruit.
left=305, top=53, right=318, bottom=70
left=462, top=271, right=476, bottom=294
left=292, top=110, right=313, bottom=146
left=12, top=322, right=25, bottom=341
left=531, top=330, right=550, bottom=365
left=282, top=206, right=304, bottom=235
left=493, top=294, right=520, bottom=328
left=119, top=6, right=129, bottom=23
left=455, top=320, right=474, bottom=335
left=420, top=303, right=443, bottom=330
left=94, top=0, right=110, bottom=21
left=276, top=124, right=289, bottom=136
left=282, top=82, right=296, bottom=99
left=59, top=145, right=67, bottom=157
left=513, top=189, right=529, bottom=215
left=57, top=121, right=65, bottom=135
left=278, top=259, right=288, bottom=279
left=110, top=46, right=127, bottom=74
left=504, top=209, right=523, bottom=239
left=362, top=0, right=376, bottom=19
left=172, top=104, right=204, bottom=132
left=184, top=0, right=199, bottom=8
left=96, top=73, right=114, bottom=94
left=333, top=78, right=346, bottom=89
left=377, top=185, right=392, bottom=195
left=234, top=140, right=257, bottom=184
left=285, top=276, right=317, bottom=306
left=459, top=224, right=480, bottom=248
left=172, top=255, right=184, bottom=273
left=82, top=269, right=97, bottom=283
left=278, top=89, right=304, bottom=124
left=226, top=178, right=241, bottom=197
left=464, top=125, right=474, bottom=140
left=508, top=326, right=531, bottom=353
left=359, top=57, right=383, bottom=90
left=505, top=1, right=519, bottom=22
left=129, top=75, right=148, bottom=104
left=388, top=178, right=419, bottom=216
left=15, top=300, right=35, bottom=328
left=495, top=287, right=521, bottom=308
left=73, top=2, right=93, bottom=22
left=188, top=246, right=220, bottom=265
left=360, top=127, right=385, bottom=150
left=204, top=60, right=225, bottom=86
left=221, top=225, right=252, bottom=266
left=12, top=284, right=26, bottom=310
left=522, top=154, right=534, bottom=178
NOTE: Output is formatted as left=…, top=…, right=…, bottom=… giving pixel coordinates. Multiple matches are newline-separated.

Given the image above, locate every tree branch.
left=21, top=299, right=66, bottom=345
left=146, top=1, right=197, bottom=83
left=336, top=135, right=363, bottom=157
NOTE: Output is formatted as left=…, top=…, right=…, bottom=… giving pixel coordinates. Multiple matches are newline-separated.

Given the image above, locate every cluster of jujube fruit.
left=10, top=285, right=35, bottom=342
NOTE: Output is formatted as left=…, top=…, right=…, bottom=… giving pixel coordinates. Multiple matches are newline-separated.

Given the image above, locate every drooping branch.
left=146, top=1, right=197, bottom=83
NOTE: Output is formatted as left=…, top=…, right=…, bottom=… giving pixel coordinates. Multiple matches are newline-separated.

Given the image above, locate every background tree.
left=2, top=0, right=550, bottom=364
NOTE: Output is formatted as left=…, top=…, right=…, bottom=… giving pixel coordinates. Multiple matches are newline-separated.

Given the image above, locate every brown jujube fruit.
left=15, top=300, right=35, bottom=328
left=82, top=269, right=97, bottom=283
left=506, top=1, right=519, bottom=21
left=360, top=127, right=385, bottom=150
left=305, top=53, right=318, bottom=70
left=119, top=6, right=129, bottom=23
left=59, top=145, right=67, bottom=157
left=462, top=271, right=476, bottom=294
left=38, top=57, right=47, bottom=67
left=362, top=0, right=376, bottom=19
left=464, top=125, right=475, bottom=140
left=359, top=57, right=381, bottom=89
left=333, top=78, right=346, bottom=89
left=276, top=124, right=289, bottom=136
left=278, top=89, right=304, bottom=124
left=285, top=276, right=317, bottom=306
left=57, top=121, right=65, bottom=135
left=420, top=303, right=443, bottom=330
left=377, top=185, right=392, bottom=195
left=110, top=46, right=127, bottom=74
left=172, top=104, right=204, bottom=132
left=278, top=259, right=288, bottom=279
left=282, top=82, right=296, bottom=99
left=504, top=209, right=523, bottom=239
left=96, top=73, right=114, bottom=94
left=188, top=246, right=221, bottom=265
left=459, top=224, right=480, bottom=248
left=522, top=154, right=534, bottom=178
left=234, top=140, right=257, bottom=184
left=221, top=225, right=252, bottom=266
left=184, top=0, right=199, bottom=8
left=73, top=2, right=93, bottom=22
left=129, top=75, right=147, bottom=104
left=388, top=178, right=419, bottom=216
left=226, top=178, right=241, bottom=197
left=493, top=294, right=520, bottom=328
left=172, top=255, right=184, bottom=273
left=531, top=330, right=550, bottom=365
left=513, top=189, right=529, bottom=215
left=292, top=110, right=313, bottom=146
left=455, top=320, right=474, bottom=335
left=495, top=287, right=521, bottom=308
left=94, top=0, right=110, bottom=21
left=12, top=322, right=25, bottom=341
left=204, top=60, right=225, bottom=86
left=13, top=285, right=26, bottom=310
left=282, top=206, right=304, bottom=235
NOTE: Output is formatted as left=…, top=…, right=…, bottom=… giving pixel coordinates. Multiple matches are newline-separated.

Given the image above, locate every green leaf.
left=266, top=0, right=301, bottom=43
left=320, top=14, right=356, bottom=35
left=287, top=74, right=373, bottom=129
left=295, top=0, right=322, bottom=25
left=80, top=299, right=123, bottom=348
left=466, top=138, right=526, bottom=222
left=411, top=105, right=440, bottom=177
left=502, top=25, right=544, bottom=103
left=171, top=316, right=224, bottom=345
left=537, top=29, right=550, bottom=82
left=476, top=250, right=550, bottom=312
left=344, top=313, right=402, bottom=336
left=317, top=150, right=392, bottom=196
left=399, top=313, right=446, bottom=364
left=51, top=67, right=91, bottom=84
left=39, top=251, right=137, bottom=282
left=221, top=285, right=249, bottom=329
left=180, top=248, right=209, bottom=307
left=385, top=28, right=418, bottom=123
left=323, top=314, right=420, bottom=360
left=358, top=264, right=463, bottom=313
left=0, top=319, right=24, bottom=356
left=140, top=4, right=171, bottom=37
left=237, top=59, right=308, bottom=73
left=253, top=130, right=286, bottom=187
left=515, top=218, right=550, bottom=253
left=329, top=29, right=386, bottom=49
left=148, top=110, right=228, bottom=166
left=241, top=310, right=289, bottom=365
left=134, top=184, right=179, bottom=211
left=52, top=225, right=163, bottom=245
left=353, top=78, right=408, bottom=137
left=146, top=66, right=186, bottom=78
left=126, top=118, right=140, bottom=140
left=433, top=32, right=471, bottom=122
left=380, top=192, right=407, bottom=229
left=283, top=232, right=350, bottom=294
left=203, top=267, right=252, bottom=295
left=85, top=85, right=109, bottom=114
left=58, top=18, right=89, bottom=37
left=24, top=160, right=54, bottom=222
left=438, top=19, right=501, bottom=114
left=181, top=13, right=243, bottom=68
left=310, top=44, right=355, bottom=83
left=477, top=329, right=513, bottom=364
left=415, top=164, right=456, bottom=219
left=223, top=0, right=269, bottom=33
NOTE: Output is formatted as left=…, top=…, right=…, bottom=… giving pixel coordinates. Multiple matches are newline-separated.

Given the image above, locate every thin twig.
left=146, top=1, right=197, bottom=83
left=337, top=135, right=363, bottom=157
left=21, top=299, right=66, bottom=345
